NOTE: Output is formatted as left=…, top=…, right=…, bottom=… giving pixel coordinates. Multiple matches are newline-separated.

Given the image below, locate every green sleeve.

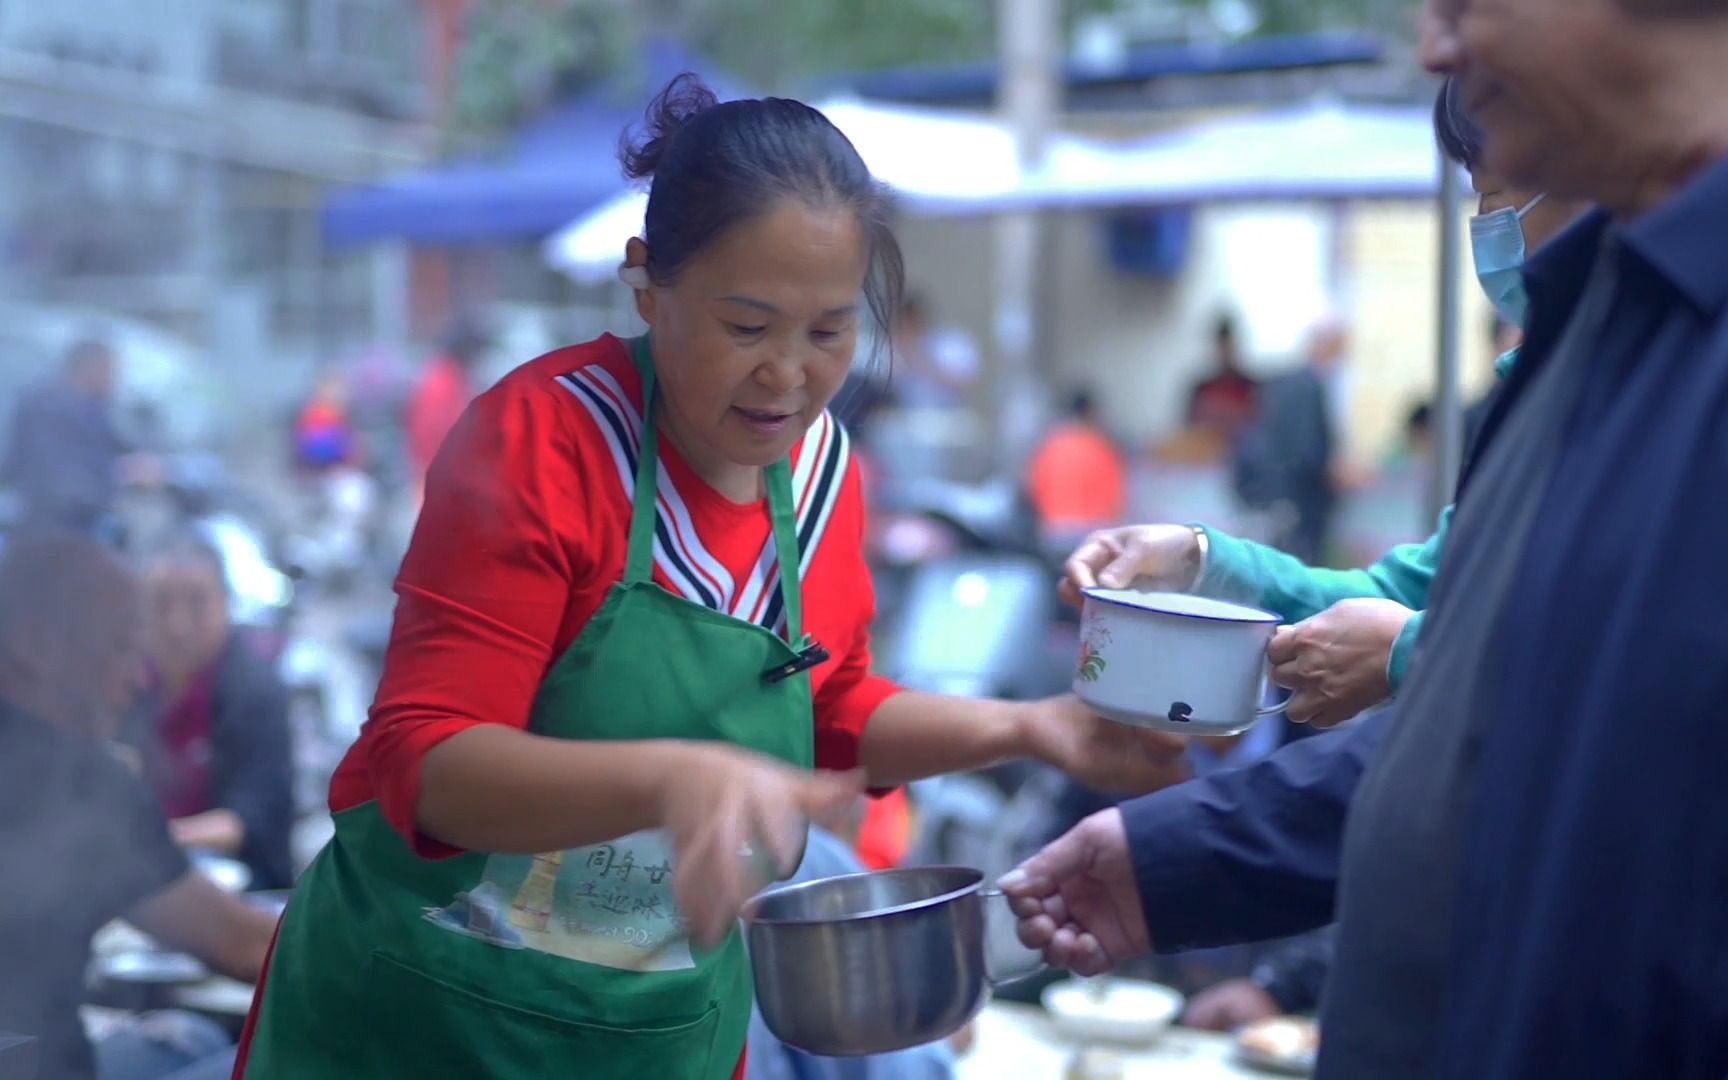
left=1368, top=350, right=1518, bottom=691
left=1388, top=609, right=1425, bottom=694
left=1195, top=505, right=1454, bottom=627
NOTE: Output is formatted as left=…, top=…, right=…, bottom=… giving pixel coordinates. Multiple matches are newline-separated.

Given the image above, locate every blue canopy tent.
left=320, top=38, right=753, bottom=247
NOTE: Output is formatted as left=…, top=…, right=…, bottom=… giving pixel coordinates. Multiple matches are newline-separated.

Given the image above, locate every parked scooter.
left=868, top=473, right=1069, bottom=704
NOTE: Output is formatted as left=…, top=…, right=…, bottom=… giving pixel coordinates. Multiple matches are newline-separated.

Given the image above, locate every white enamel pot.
left=1073, top=589, right=1286, bottom=736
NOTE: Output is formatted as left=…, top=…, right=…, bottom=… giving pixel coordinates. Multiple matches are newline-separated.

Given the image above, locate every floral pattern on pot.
left=1077, top=618, right=1112, bottom=683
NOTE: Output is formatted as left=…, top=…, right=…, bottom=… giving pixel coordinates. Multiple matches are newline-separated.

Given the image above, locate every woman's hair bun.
left=619, top=72, right=720, bottom=181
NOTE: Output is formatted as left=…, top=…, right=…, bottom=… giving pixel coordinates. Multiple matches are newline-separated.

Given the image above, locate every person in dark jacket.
left=1, top=339, right=131, bottom=539
left=1249, top=318, right=1347, bottom=563
left=132, top=531, right=295, bottom=890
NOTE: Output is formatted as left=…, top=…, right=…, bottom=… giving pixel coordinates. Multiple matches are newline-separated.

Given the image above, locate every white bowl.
left=1041, top=977, right=1185, bottom=1046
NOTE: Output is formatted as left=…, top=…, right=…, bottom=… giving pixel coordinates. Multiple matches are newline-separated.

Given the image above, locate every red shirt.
left=1187, top=371, right=1260, bottom=439
left=406, top=355, right=476, bottom=480
left=329, top=335, right=901, bottom=855
left=155, top=665, right=219, bottom=820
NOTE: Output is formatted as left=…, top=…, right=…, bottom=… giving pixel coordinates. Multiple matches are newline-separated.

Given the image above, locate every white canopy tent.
left=543, top=95, right=1111, bottom=282
left=1015, top=100, right=1465, bottom=208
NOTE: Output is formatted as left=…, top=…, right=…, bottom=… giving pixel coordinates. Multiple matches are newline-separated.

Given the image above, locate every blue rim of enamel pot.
left=1080, top=587, right=1281, bottom=625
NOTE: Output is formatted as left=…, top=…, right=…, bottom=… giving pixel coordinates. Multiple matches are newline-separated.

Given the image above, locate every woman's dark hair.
left=1434, top=77, right=1485, bottom=170
left=142, top=527, right=231, bottom=597
left=619, top=74, right=906, bottom=348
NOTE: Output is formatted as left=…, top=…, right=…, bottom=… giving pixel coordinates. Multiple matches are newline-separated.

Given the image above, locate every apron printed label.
left=423, top=829, right=694, bottom=971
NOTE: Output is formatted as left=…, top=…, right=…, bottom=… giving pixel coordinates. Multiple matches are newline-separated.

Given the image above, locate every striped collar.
left=556, top=363, right=850, bottom=632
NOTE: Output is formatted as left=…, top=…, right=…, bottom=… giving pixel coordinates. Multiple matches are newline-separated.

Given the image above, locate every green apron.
left=243, top=336, right=815, bottom=1079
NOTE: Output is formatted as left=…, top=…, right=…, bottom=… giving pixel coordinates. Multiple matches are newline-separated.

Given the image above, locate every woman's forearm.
left=857, top=692, right=1033, bottom=787
left=416, top=726, right=691, bottom=853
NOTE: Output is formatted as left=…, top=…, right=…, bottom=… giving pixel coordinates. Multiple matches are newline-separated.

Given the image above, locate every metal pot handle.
left=980, top=887, right=1049, bottom=986
left=1255, top=691, right=1295, bottom=717
left=1255, top=668, right=1296, bottom=717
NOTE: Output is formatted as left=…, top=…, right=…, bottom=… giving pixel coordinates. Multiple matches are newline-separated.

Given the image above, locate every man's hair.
left=1434, top=78, right=1484, bottom=170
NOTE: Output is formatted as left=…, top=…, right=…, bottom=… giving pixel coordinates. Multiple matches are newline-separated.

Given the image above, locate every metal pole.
left=993, top=0, right=1061, bottom=477
left=1430, top=151, right=1465, bottom=523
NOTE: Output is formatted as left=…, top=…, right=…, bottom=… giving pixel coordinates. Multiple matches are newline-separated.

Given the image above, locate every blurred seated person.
left=1186, top=313, right=1260, bottom=444
left=889, top=294, right=979, bottom=411
left=747, top=808, right=958, bottom=1080
left=1184, top=926, right=1336, bottom=1030
left=128, top=530, right=295, bottom=890
left=0, top=529, right=279, bottom=1080
left=1025, top=389, right=1129, bottom=552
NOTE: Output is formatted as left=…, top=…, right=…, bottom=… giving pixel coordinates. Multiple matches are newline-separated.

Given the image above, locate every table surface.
left=90, top=921, right=257, bottom=1017
left=956, top=1002, right=1305, bottom=1080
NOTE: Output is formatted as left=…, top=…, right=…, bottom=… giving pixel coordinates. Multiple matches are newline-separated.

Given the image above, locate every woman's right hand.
left=1060, top=524, right=1204, bottom=607
left=658, top=745, right=867, bottom=946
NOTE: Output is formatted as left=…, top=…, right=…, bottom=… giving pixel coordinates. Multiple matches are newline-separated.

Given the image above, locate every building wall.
left=1340, top=201, right=1497, bottom=463
left=896, top=198, right=1493, bottom=466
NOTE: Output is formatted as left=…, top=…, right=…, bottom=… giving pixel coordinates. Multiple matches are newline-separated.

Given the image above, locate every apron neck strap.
left=622, top=335, right=805, bottom=640
left=623, top=336, right=662, bottom=585
left=765, top=459, right=802, bottom=640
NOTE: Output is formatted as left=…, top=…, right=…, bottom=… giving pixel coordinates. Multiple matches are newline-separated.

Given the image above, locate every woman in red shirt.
left=236, top=75, right=1187, bottom=1080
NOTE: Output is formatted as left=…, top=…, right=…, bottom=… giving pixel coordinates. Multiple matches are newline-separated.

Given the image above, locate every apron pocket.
left=366, top=951, right=722, bottom=1080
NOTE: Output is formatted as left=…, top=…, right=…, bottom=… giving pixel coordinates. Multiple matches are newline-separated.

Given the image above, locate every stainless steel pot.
left=741, top=866, right=1038, bottom=1057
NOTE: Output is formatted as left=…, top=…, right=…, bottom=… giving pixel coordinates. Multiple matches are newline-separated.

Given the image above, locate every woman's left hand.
left=1021, top=696, right=1191, bottom=795
left=1267, top=598, right=1414, bottom=728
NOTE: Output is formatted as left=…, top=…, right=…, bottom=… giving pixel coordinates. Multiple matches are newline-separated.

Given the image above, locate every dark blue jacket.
left=1126, top=711, right=1388, bottom=953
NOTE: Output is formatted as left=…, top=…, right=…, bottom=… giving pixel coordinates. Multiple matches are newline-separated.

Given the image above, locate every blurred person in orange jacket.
left=406, top=319, right=490, bottom=489
left=1025, top=388, right=1129, bottom=550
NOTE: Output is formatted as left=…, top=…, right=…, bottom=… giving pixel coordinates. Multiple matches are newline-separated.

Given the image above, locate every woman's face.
left=147, top=557, right=230, bottom=679
left=632, top=199, right=869, bottom=486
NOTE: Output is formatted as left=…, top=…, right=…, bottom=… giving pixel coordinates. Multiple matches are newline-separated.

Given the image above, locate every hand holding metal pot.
left=1268, top=598, right=1414, bottom=728
left=997, top=808, right=1149, bottom=977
